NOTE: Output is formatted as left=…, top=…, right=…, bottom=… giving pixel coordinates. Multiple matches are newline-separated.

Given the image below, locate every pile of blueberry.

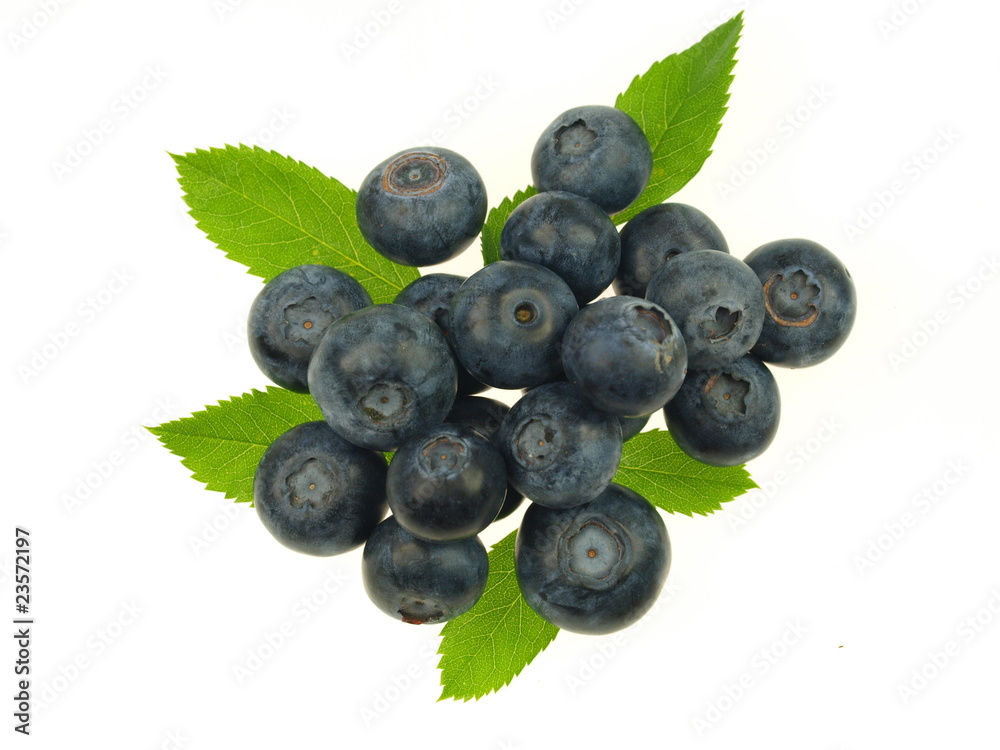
left=248, top=105, right=856, bottom=635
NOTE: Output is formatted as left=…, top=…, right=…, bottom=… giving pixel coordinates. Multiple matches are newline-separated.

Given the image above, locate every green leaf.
left=172, top=145, right=418, bottom=303
left=437, top=530, right=559, bottom=701
left=613, top=13, right=742, bottom=223
left=479, top=186, right=537, bottom=265
left=148, top=387, right=322, bottom=504
left=614, top=429, right=756, bottom=516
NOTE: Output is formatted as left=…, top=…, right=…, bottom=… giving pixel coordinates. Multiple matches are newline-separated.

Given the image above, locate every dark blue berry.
left=362, top=516, right=488, bottom=625
left=664, top=354, right=780, bottom=466
left=532, top=105, right=652, bottom=214
left=307, top=304, right=457, bottom=451
left=500, top=191, right=621, bottom=304
left=393, top=273, right=487, bottom=395
left=498, top=382, right=622, bottom=509
left=615, top=203, right=730, bottom=298
left=515, top=483, right=670, bottom=634
left=254, top=421, right=387, bottom=556
left=356, top=147, right=487, bottom=267
left=743, top=239, right=857, bottom=368
left=248, top=265, right=372, bottom=393
left=561, top=296, right=687, bottom=417
left=645, top=249, right=765, bottom=370
left=386, top=424, right=507, bottom=542
left=449, top=261, right=578, bottom=390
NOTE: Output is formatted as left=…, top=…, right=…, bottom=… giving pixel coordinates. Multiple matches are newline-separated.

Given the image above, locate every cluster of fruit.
left=247, top=104, right=856, bottom=635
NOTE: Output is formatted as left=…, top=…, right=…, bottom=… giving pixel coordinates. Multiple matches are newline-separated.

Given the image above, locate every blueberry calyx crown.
left=383, top=151, right=447, bottom=196
left=554, top=119, right=598, bottom=157
left=762, top=269, right=821, bottom=327
left=558, top=513, right=633, bottom=590
left=703, top=372, right=749, bottom=418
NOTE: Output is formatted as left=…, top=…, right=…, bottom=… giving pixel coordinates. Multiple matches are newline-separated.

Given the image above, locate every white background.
left=3, top=0, right=999, bottom=747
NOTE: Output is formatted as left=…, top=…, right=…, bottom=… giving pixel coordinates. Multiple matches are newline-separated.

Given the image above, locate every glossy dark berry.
left=515, top=483, right=670, bottom=634
left=307, top=304, right=457, bottom=451
left=445, top=396, right=525, bottom=521
left=356, top=147, right=487, bottom=266
left=500, top=190, right=621, bottom=304
left=664, top=354, right=780, bottom=467
left=498, top=382, right=622, bottom=509
left=743, top=239, right=857, bottom=368
left=560, top=296, right=688, bottom=417
left=532, top=105, right=653, bottom=214
left=248, top=265, right=372, bottom=393
left=362, top=516, right=488, bottom=625
left=254, top=421, right=387, bottom=556
left=386, top=424, right=507, bottom=542
left=393, top=273, right=487, bottom=395
left=449, top=261, right=578, bottom=390
left=645, top=249, right=765, bottom=370
left=615, top=203, right=730, bottom=298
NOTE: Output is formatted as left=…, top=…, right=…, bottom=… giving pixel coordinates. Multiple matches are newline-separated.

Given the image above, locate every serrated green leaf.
left=614, top=429, right=757, bottom=516
left=479, top=186, right=537, bottom=265
left=437, top=530, right=559, bottom=701
left=172, top=145, right=418, bottom=303
left=613, top=13, right=742, bottom=223
left=148, top=387, right=322, bottom=503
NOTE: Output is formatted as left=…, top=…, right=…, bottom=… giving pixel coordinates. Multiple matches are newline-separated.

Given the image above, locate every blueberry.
left=532, top=105, right=653, bottom=214
left=499, top=191, right=621, bottom=304
left=247, top=264, right=372, bottom=393
left=615, top=203, right=730, bottom=298
left=356, top=147, right=487, bottom=267
left=645, top=249, right=765, bottom=370
left=663, top=354, right=780, bottom=467
left=449, top=261, right=578, bottom=390
left=445, top=395, right=525, bottom=521
left=743, top=239, right=857, bottom=368
left=393, top=273, right=487, bottom=395
left=362, top=516, right=488, bottom=625
left=254, top=421, right=388, bottom=556
left=561, top=296, right=688, bottom=417
left=386, top=424, right=507, bottom=542
left=444, top=395, right=510, bottom=443
left=307, top=303, right=457, bottom=451
left=498, top=382, right=622, bottom=509
left=618, top=413, right=651, bottom=442
left=515, top=483, right=670, bottom=634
